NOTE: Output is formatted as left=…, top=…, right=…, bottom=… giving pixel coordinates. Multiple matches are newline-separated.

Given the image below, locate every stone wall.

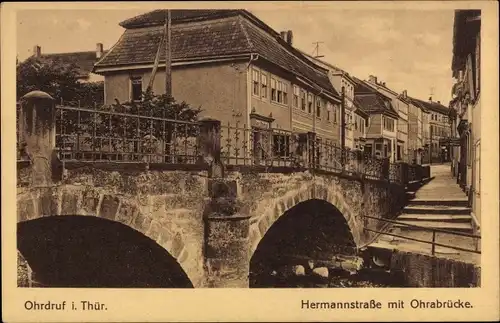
left=367, top=247, right=481, bottom=287
left=17, top=164, right=208, bottom=287
left=226, top=169, right=407, bottom=261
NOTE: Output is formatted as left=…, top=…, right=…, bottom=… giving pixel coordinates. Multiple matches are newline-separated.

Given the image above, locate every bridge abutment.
left=203, top=178, right=251, bottom=287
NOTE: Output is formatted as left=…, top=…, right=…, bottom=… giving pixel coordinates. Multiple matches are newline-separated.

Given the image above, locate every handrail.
left=364, top=228, right=481, bottom=255
left=363, top=214, right=481, bottom=239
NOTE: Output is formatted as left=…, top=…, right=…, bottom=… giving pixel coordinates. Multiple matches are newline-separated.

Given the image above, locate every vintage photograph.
left=15, top=6, right=482, bottom=290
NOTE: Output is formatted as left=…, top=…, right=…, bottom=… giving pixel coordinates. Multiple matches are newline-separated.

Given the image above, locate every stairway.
left=393, top=198, right=473, bottom=234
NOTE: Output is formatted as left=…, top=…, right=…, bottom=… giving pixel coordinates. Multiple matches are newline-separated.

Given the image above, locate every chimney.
left=280, top=31, right=287, bottom=42
left=437, top=100, right=441, bottom=104
left=368, top=75, right=377, bottom=84
left=429, top=96, right=432, bottom=102
left=402, top=90, right=407, bottom=98
left=286, top=30, right=293, bottom=46
left=382, top=82, right=386, bottom=86
left=33, top=45, right=41, bottom=58
left=96, top=43, right=104, bottom=59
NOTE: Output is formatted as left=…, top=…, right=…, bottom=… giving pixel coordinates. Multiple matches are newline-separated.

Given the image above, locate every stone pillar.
left=203, top=179, right=250, bottom=287
left=20, top=91, right=57, bottom=187
left=198, top=118, right=224, bottom=178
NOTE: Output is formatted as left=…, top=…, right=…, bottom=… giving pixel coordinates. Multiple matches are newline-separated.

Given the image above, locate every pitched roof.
left=350, top=76, right=398, bottom=118
left=94, top=9, right=338, bottom=98
left=364, top=80, right=413, bottom=105
left=40, top=51, right=107, bottom=78
left=119, top=9, right=242, bottom=29
left=352, top=76, right=383, bottom=96
left=407, top=97, right=450, bottom=115
left=299, top=51, right=357, bottom=85
left=354, top=94, right=399, bottom=119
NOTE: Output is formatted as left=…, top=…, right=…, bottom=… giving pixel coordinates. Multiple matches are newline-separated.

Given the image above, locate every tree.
left=17, top=56, right=81, bottom=102
left=16, top=56, right=104, bottom=106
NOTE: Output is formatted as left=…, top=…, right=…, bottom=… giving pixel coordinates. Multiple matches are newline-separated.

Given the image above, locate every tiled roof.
left=41, top=51, right=107, bottom=78
left=119, top=9, right=242, bottom=29
left=354, top=94, right=399, bottom=119
left=408, top=97, right=450, bottom=115
left=351, top=76, right=398, bottom=118
left=300, top=51, right=357, bottom=85
left=95, top=10, right=338, bottom=97
left=366, top=81, right=413, bottom=105
left=352, top=77, right=392, bottom=101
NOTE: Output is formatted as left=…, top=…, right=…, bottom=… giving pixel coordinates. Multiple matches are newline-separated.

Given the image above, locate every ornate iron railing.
left=54, top=105, right=201, bottom=164
left=219, top=122, right=398, bottom=181
left=14, top=103, right=431, bottom=184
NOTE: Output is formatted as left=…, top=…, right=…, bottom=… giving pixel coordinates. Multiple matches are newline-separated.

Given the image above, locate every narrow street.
left=372, top=163, right=480, bottom=264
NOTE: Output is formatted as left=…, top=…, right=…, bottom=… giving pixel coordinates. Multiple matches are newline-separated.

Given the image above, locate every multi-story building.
left=365, top=76, right=409, bottom=162
left=449, top=9, right=481, bottom=233
left=406, top=95, right=426, bottom=164
left=301, top=54, right=368, bottom=150
left=408, top=97, right=450, bottom=163
left=93, top=9, right=342, bottom=150
left=352, top=106, right=369, bottom=151
left=352, top=77, right=399, bottom=161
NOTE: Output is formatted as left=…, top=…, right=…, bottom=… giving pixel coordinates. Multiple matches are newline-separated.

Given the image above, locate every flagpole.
left=147, top=23, right=166, bottom=91
left=165, top=9, right=172, bottom=99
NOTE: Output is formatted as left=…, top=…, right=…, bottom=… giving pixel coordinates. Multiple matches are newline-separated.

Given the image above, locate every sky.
left=16, top=7, right=455, bottom=104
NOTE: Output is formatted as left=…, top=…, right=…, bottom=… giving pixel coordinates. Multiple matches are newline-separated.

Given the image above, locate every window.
left=277, top=82, right=283, bottom=103
left=316, top=97, right=322, bottom=118
left=252, top=69, right=260, bottom=96
left=131, top=76, right=143, bottom=101
left=293, top=85, right=299, bottom=108
left=300, top=89, right=306, bottom=110
left=327, top=102, right=332, bottom=121
left=261, top=73, right=268, bottom=98
left=272, top=79, right=287, bottom=104
left=281, top=82, right=288, bottom=104
left=355, top=116, right=358, bottom=131
left=273, top=134, right=290, bottom=157
left=271, top=78, right=277, bottom=101
left=383, top=116, right=395, bottom=132
left=333, top=104, right=338, bottom=123
left=307, top=93, right=313, bottom=114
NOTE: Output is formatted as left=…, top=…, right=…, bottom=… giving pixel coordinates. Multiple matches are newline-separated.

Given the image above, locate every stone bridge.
left=16, top=91, right=408, bottom=289
left=17, top=163, right=406, bottom=288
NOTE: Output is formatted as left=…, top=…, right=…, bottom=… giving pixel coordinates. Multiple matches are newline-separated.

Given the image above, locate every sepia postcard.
left=2, top=1, right=499, bottom=322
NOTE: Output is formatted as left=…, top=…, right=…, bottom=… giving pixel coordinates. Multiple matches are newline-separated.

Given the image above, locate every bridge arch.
left=248, top=181, right=363, bottom=257
left=248, top=198, right=358, bottom=287
left=18, top=216, right=193, bottom=288
left=17, top=187, right=197, bottom=287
